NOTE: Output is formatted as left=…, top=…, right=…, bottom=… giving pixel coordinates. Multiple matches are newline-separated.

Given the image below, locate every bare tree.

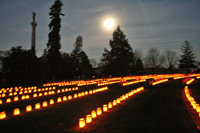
left=162, top=49, right=178, bottom=69
left=90, top=58, right=98, bottom=68
left=144, top=47, right=164, bottom=68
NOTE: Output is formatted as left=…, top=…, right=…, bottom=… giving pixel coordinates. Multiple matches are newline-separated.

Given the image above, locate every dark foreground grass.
left=0, top=79, right=199, bottom=133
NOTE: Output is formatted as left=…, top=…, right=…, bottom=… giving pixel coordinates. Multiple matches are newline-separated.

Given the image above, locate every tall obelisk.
left=31, top=12, right=37, bottom=54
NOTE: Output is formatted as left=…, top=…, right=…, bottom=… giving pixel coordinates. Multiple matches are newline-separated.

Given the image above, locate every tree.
left=135, top=58, right=144, bottom=71
left=78, top=51, right=93, bottom=76
left=71, top=35, right=83, bottom=60
left=59, top=52, right=73, bottom=79
left=163, top=49, right=178, bottom=70
left=90, top=58, right=98, bottom=68
left=46, top=0, right=64, bottom=80
left=70, top=35, right=83, bottom=76
left=179, top=40, right=196, bottom=72
left=102, top=26, right=134, bottom=76
left=2, top=46, right=50, bottom=86
left=144, top=47, right=164, bottom=68
left=133, top=49, right=143, bottom=66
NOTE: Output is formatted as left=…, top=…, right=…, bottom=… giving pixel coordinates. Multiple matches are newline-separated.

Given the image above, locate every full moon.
left=104, top=19, right=115, bottom=29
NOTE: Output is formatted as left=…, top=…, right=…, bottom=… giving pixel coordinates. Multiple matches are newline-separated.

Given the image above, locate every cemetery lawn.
left=0, top=78, right=200, bottom=133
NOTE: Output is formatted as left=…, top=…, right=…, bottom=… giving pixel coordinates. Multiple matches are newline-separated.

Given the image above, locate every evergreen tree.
left=136, top=58, right=144, bottom=71
left=46, top=0, right=64, bottom=80
left=102, top=26, right=134, bottom=76
left=78, top=51, right=93, bottom=76
left=2, top=46, right=50, bottom=86
left=70, top=35, right=83, bottom=76
left=179, top=40, right=196, bottom=72
left=71, top=35, right=83, bottom=61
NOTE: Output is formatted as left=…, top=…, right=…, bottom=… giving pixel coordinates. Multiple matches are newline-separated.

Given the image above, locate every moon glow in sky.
left=104, top=19, right=115, bottom=29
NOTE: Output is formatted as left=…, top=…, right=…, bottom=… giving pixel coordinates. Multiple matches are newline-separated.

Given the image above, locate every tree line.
left=0, top=0, right=199, bottom=87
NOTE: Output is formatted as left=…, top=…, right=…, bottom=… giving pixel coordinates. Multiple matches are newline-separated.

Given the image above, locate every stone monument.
left=31, top=12, right=37, bottom=53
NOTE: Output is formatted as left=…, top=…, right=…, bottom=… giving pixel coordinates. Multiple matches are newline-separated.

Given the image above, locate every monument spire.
left=31, top=12, right=37, bottom=54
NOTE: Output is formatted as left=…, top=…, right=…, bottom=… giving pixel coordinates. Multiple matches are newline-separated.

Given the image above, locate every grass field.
left=0, top=77, right=200, bottom=133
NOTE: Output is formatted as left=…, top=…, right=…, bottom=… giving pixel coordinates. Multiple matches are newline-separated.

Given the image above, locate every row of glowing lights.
left=152, top=79, right=169, bottom=85
left=0, top=86, right=37, bottom=94
left=79, top=87, right=144, bottom=128
left=174, top=74, right=200, bottom=80
left=97, top=80, right=120, bottom=86
left=77, top=81, right=97, bottom=86
left=0, top=87, right=108, bottom=120
left=186, top=78, right=195, bottom=85
left=0, top=87, right=78, bottom=105
left=122, top=79, right=146, bottom=86
left=44, top=79, right=102, bottom=87
left=0, top=87, right=57, bottom=98
left=184, top=86, right=200, bottom=116
left=43, top=80, right=82, bottom=87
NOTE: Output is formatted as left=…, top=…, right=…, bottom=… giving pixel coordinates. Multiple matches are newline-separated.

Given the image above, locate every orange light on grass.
left=196, top=104, right=200, bottom=113
left=113, top=100, right=117, bottom=106
left=86, top=114, right=92, bottom=123
left=14, top=96, right=19, bottom=101
left=49, top=99, right=54, bottom=105
left=91, top=110, right=96, bottom=118
left=79, top=118, right=85, bottom=128
left=35, top=103, right=41, bottom=109
left=14, top=108, right=20, bottom=115
left=21, top=95, right=26, bottom=100
left=0, top=111, right=6, bottom=119
left=26, top=95, right=29, bottom=99
left=74, top=93, right=77, bottom=98
left=117, top=98, right=120, bottom=104
left=81, top=92, right=85, bottom=96
left=108, top=102, right=112, bottom=109
left=33, top=93, right=37, bottom=97
left=43, top=101, right=48, bottom=107
left=39, top=93, right=42, bottom=97
left=186, top=78, right=195, bottom=85
left=103, top=104, right=108, bottom=112
left=26, top=105, right=32, bottom=112
left=2, top=93, right=5, bottom=97
left=63, top=96, right=67, bottom=101
left=57, top=97, right=62, bottom=103
left=68, top=95, right=72, bottom=100
left=97, top=108, right=102, bottom=115
left=78, top=93, right=82, bottom=97
left=89, top=90, right=93, bottom=94
left=6, top=98, right=11, bottom=103
left=44, top=92, right=48, bottom=95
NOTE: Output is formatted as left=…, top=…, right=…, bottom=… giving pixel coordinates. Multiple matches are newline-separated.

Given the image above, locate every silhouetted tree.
left=162, top=49, right=178, bottom=71
left=90, top=58, right=98, bottom=68
left=102, top=26, right=134, bottom=76
left=46, top=0, right=64, bottom=80
left=136, top=58, right=144, bottom=71
left=133, top=49, right=143, bottom=66
left=78, top=51, right=93, bottom=76
left=70, top=35, right=83, bottom=76
left=179, top=40, right=196, bottom=73
left=59, top=52, right=73, bottom=79
left=144, top=47, right=164, bottom=68
left=2, top=46, right=50, bottom=86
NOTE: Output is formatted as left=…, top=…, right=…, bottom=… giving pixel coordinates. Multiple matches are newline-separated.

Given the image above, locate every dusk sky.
left=0, top=0, right=200, bottom=62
